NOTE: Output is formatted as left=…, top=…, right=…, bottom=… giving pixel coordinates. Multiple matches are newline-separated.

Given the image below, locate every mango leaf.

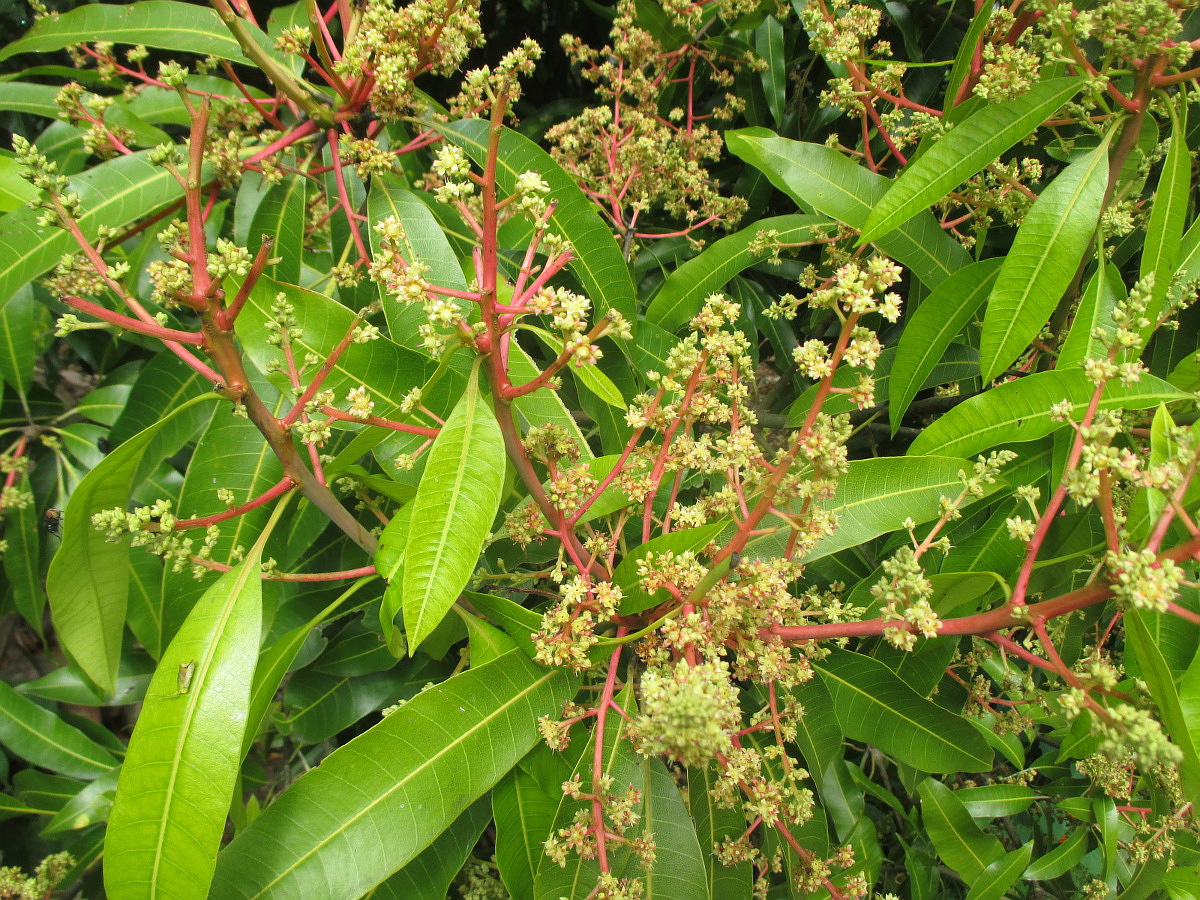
left=860, top=77, right=1084, bottom=243
left=890, top=258, right=1000, bottom=430
left=524, top=326, right=626, bottom=408
left=756, top=15, right=787, bottom=125
left=1125, top=610, right=1200, bottom=802
left=980, top=141, right=1109, bottom=382
left=615, top=521, right=729, bottom=614
left=0, top=149, right=200, bottom=310
left=816, top=652, right=992, bottom=773
left=463, top=590, right=542, bottom=660
left=249, top=174, right=306, bottom=285
left=644, top=214, right=832, bottom=333
left=104, top=544, right=263, bottom=900
left=0, top=1, right=280, bottom=65
left=1059, top=262, right=1123, bottom=370
left=965, top=843, right=1033, bottom=900
left=688, top=765, right=752, bottom=900
left=1139, top=96, right=1190, bottom=345
left=953, top=785, right=1039, bottom=820
left=209, top=650, right=575, bottom=900
left=1023, top=827, right=1088, bottom=880
left=746, top=455, right=998, bottom=562
left=508, top=341, right=595, bottom=456
left=726, top=130, right=970, bottom=288
left=402, top=365, right=505, bottom=653
left=907, top=369, right=1185, bottom=459
left=366, top=798, right=492, bottom=900
left=494, top=765, right=562, bottom=900
left=440, top=120, right=637, bottom=331
left=917, top=779, right=1004, bottom=882
left=0, top=682, right=117, bottom=780
left=0, top=283, right=48, bottom=397
left=46, top=393, right=219, bottom=694
left=3, top=472, right=45, bottom=635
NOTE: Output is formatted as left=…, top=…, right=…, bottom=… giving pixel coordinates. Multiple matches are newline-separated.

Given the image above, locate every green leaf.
left=860, top=77, right=1084, bottom=243
left=1023, top=826, right=1088, bottom=880
left=614, top=521, right=729, bottom=614
left=0, top=150, right=198, bottom=310
left=524, top=327, right=626, bottom=409
left=41, top=768, right=120, bottom=835
left=889, top=259, right=1000, bottom=430
left=726, top=130, right=970, bottom=288
left=0, top=283, right=48, bottom=397
left=209, top=650, right=575, bottom=900
left=1139, top=96, right=1190, bottom=345
left=816, top=652, right=993, bottom=773
left=402, top=365, right=505, bottom=653
left=0, top=682, right=117, bottom=779
left=463, top=590, right=543, bottom=660
left=494, top=766, right=560, bottom=900
left=965, top=842, right=1033, bottom=900
left=980, top=141, right=1110, bottom=382
left=440, top=120, right=637, bottom=331
left=1126, top=609, right=1200, bottom=801
left=952, top=785, right=1039, bottom=819
left=688, top=765, right=752, bottom=900
left=644, top=214, right=831, bottom=333
left=907, top=369, right=1185, bottom=459
left=756, top=15, right=786, bottom=126
left=103, top=545, right=263, bottom=900
left=0, top=1, right=272, bottom=64
left=0, top=156, right=40, bottom=212
left=46, top=393, right=219, bottom=694
left=366, top=798, right=491, bottom=900
left=917, top=779, right=1004, bottom=882
left=248, top=174, right=306, bottom=284
left=508, top=341, right=596, bottom=456
left=3, top=473, right=46, bottom=635
left=748, top=455, right=998, bottom=562
left=1059, top=262, right=1123, bottom=370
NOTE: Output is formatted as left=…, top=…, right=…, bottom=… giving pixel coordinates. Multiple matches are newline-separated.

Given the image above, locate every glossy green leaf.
left=817, top=652, right=992, bottom=773
left=1059, top=261, right=1123, bottom=370
left=0, top=1, right=271, bottom=64
left=1024, top=827, right=1088, bottom=880
left=908, top=369, right=1185, bottom=459
left=46, top=393, right=219, bottom=694
left=104, top=542, right=263, bottom=900
left=249, top=174, right=306, bottom=285
left=3, top=472, right=45, bottom=635
left=402, top=365, right=505, bottom=653
left=917, top=779, right=1004, bottom=882
left=756, top=15, right=786, bottom=125
left=508, top=340, right=596, bottom=457
left=615, top=521, right=729, bottom=614
left=688, top=764, right=752, bottom=900
left=376, top=504, right=412, bottom=653
left=1126, top=609, right=1200, bottom=800
left=953, top=785, right=1038, bottom=819
left=980, top=141, right=1109, bottom=382
left=0, top=155, right=39, bottom=211
left=965, top=842, right=1033, bottom=900
left=441, top=120, right=637, bottom=330
left=0, top=283, right=47, bottom=396
left=494, top=763, right=562, bottom=900
left=0, top=682, right=117, bottom=779
left=860, top=77, right=1084, bottom=243
left=366, top=798, right=492, bottom=900
left=463, top=590, right=542, bottom=660
left=41, top=768, right=120, bottom=835
left=0, top=150, right=199, bottom=309
left=890, top=259, right=1000, bottom=430
left=284, top=666, right=406, bottom=745
left=458, top=606, right=519, bottom=666
left=645, top=217, right=831, bottom=332
left=1139, top=96, right=1190, bottom=345
left=524, top=326, right=626, bottom=408
left=18, top=653, right=154, bottom=707
left=209, top=650, right=575, bottom=900
left=0, top=81, right=60, bottom=117
left=726, top=130, right=970, bottom=288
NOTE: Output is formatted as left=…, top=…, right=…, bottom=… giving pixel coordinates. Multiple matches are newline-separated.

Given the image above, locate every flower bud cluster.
left=631, top=659, right=740, bottom=766
left=1106, top=548, right=1184, bottom=613
left=533, top=575, right=623, bottom=671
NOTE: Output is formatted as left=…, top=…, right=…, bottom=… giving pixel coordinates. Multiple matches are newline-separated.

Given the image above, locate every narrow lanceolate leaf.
left=440, top=120, right=637, bottom=331
left=249, top=174, right=306, bottom=284
left=980, top=141, right=1110, bottom=382
left=0, top=682, right=117, bottom=779
left=1058, top=262, right=1123, bottom=370
left=209, top=651, right=575, bottom=900
left=366, top=798, right=492, bottom=900
left=889, top=258, right=1001, bottom=430
left=402, top=365, right=505, bottom=653
left=104, top=547, right=264, bottom=900
left=0, top=149, right=200, bottom=310
left=0, top=1, right=276, bottom=65
left=907, top=369, right=1185, bottom=459
left=917, top=779, right=1004, bottom=882
left=645, top=214, right=832, bottom=333
left=494, top=766, right=561, bottom=900
left=46, top=394, right=219, bottom=694
left=726, top=130, right=970, bottom=288
left=860, top=77, right=1084, bottom=243
left=964, top=842, right=1033, bottom=900
left=756, top=15, right=787, bottom=126
left=1023, top=827, right=1088, bottom=880
left=816, top=652, right=993, bottom=774
left=1139, top=96, right=1190, bottom=345
left=688, top=765, right=752, bottom=900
